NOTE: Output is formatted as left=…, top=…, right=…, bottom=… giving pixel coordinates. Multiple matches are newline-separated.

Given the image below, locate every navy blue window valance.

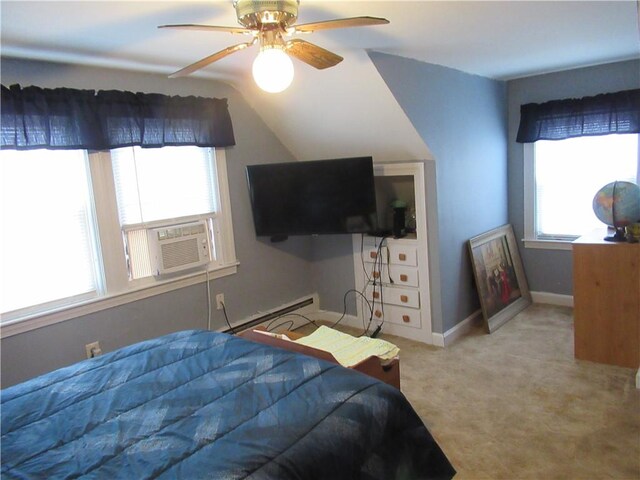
left=1, top=84, right=236, bottom=150
left=516, top=89, right=640, bottom=143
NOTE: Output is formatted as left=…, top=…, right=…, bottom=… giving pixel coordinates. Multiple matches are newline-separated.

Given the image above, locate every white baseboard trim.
left=531, top=291, right=574, bottom=308
left=432, top=309, right=483, bottom=347
left=305, top=309, right=483, bottom=348
left=285, top=294, right=572, bottom=349
left=430, top=333, right=445, bottom=347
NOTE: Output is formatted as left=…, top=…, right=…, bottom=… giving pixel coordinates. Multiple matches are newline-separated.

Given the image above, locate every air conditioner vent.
left=161, top=238, right=200, bottom=269
left=148, top=221, right=210, bottom=276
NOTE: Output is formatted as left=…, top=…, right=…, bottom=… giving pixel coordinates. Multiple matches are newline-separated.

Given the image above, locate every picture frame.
left=468, top=224, right=531, bottom=333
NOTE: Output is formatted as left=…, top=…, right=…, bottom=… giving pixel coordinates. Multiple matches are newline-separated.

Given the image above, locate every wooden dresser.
left=572, top=230, right=640, bottom=368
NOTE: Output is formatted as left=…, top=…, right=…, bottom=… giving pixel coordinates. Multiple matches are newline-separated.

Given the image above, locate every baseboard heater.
left=221, top=297, right=315, bottom=334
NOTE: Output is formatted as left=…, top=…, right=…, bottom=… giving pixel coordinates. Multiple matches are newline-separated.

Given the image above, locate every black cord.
left=370, top=324, right=383, bottom=338
left=221, top=301, right=236, bottom=335
left=386, top=245, right=395, bottom=284
left=364, top=236, right=389, bottom=337
left=266, top=312, right=319, bottom=332
left=330, top=288, right=374, bottom=336
left=360, top=234, right=372, bottom=283
left=266, top=320, right=295, bottom=333
left=363, top=281, right=378, bottom=337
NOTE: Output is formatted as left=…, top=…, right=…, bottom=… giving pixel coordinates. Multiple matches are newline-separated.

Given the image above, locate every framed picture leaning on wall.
left=468, top=224, right=532, bottom=333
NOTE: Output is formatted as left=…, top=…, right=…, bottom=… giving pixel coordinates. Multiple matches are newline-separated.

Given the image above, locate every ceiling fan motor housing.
left=163, top=1, right=385, bottom=80
left=234, top=0, right=299, bottom=29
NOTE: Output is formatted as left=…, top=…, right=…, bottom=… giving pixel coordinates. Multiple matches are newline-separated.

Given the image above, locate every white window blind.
left=111, top=146, right=218, bottom=225
left=534, top=134, right=638, bottom=239
left=1, top=149, right=101, bottom=315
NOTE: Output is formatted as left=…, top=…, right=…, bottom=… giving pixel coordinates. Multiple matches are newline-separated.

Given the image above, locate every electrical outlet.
left=85, top=341, right=102, bottom=359
left=216, top=293, right=225, bottom=310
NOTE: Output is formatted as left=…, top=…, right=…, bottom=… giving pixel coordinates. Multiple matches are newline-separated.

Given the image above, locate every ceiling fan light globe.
left=252, top=48, right=294, bottom=93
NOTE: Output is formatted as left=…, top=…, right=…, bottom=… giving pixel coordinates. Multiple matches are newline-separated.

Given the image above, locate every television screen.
left=246, top=156, right=378, bottom=239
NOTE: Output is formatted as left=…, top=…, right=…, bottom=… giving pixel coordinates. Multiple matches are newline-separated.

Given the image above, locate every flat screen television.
left=246, top=156, right=378, bottom=240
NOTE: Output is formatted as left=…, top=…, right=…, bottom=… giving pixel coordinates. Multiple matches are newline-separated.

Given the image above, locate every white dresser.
left=351, top=161, right=434, bottom=345
left=362, top=237, right=422, bottom=329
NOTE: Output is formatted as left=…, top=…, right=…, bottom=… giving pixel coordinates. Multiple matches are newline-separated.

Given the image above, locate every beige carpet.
left=305, top=304, right=640, bottom=479
left=385, top=304, right=639, bottom=479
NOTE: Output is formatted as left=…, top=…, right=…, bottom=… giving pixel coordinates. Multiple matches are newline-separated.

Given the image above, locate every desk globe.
left=592, top=180, right=640, bottom=241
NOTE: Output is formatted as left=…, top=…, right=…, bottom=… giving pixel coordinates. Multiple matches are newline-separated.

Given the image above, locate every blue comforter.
left=1, top=330, right=455, bottom=479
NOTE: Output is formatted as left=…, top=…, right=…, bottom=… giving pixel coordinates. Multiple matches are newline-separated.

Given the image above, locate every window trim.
left=0, top=263, right=238, bottom=338
left=0, top=148, right=238, bottom=338
left=90, top=150, right=131, bottom=293
left=523, top=143, right=574, bottom=251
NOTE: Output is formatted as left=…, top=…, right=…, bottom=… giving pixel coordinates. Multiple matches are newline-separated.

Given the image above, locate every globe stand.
left=593, top=181, right=640, bottom=243
left=603, top=226, right=627, bottom=242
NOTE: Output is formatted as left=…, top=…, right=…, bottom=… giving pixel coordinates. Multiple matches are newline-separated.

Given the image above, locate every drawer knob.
left=400, top=274, right=408, bottom=282
left=372, top=291, right=380, bottom=299
left=400, top=295, right=409, bottom=303
left=373, top=271, right=380, bottom=279
left=402, top=315, right=411, bottom=323
left=375, top=310, right=383, bottom=318
left=370, top=251, right=378, bottom=259
left=398, top=253, right=407, bottom=261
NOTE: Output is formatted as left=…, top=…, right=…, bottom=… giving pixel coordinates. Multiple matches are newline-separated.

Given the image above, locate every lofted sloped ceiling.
left=238, top=48, right=433, bottom=162
left=2, top=1, right=638, bottom=162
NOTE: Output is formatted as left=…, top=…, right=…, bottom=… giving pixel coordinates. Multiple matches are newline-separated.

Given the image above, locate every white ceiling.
left=2, top=1, right=639, bottom=162
left=2, top=0, right=638, bottom=81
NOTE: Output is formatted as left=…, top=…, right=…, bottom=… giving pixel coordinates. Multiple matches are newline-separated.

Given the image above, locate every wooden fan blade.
left=293, top=16, right=389, bottom=33
left=169, top=42, right=255, bottom=78
left=158, top=24, right=254, bottom=35
left=285, top=39, right=343, bottom=70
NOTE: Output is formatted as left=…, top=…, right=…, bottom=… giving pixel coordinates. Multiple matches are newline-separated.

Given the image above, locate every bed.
left=1, top=330, right=455, bottom=479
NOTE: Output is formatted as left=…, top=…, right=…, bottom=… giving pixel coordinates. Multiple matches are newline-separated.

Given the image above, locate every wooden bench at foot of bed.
left=239, top=327, right=400, bottom=389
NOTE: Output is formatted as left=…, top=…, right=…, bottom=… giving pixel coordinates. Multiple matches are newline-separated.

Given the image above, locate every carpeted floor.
left=303, top=304, right=639, bottom=479
left=380, top=304, right=640, bottom=479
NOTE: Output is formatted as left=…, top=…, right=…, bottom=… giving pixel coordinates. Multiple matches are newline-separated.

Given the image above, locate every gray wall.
left=369, top=52, right=508, bottom=333
left=310, top=235, right=358, bottom=315
left=507, top=59, right=640, bottom=295
left=0, top=57, right=315, bottom=386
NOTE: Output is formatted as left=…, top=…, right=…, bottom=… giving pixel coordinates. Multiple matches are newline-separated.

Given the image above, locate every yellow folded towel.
left=294, top=325, right=399, bottom=368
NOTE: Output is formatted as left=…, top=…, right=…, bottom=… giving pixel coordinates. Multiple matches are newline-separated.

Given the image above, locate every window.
left=111, top=146, right=226, bottom=280
left=0, top=146, right=236, bottom=327
left=1, top=149, right=102, bottom=315
left=524, top=134, right=639, bottom=248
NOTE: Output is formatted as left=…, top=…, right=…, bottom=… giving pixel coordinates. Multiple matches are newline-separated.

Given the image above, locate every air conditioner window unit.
left=147, top=221, right=211, bottom=276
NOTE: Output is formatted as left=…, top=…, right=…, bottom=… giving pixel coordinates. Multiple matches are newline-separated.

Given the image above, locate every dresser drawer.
left=387, top=244, right=417, bottom=266
left=365, top=284, right=420, bottom=309
left=363, top=243, right=418, bottom=267
left=370, top=264, right=419, bottom=287
left=371, top=304, right=422, bottom=329
left=362, top=245, right=388, bottom=264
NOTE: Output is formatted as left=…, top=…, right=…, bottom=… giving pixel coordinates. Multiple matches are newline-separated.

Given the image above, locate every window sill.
left=0, top=262, right=239, bottom=339
left=523, top=238, right=574, bottom=251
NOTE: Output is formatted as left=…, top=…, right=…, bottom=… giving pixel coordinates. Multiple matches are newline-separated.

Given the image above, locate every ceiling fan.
left=159, top=0, right=389, bottom=92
